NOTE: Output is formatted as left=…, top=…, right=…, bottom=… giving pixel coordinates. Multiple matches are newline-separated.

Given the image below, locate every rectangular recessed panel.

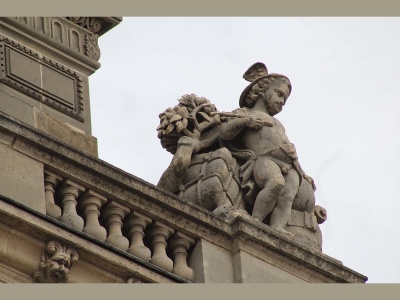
left=42, top=65, right=76, bottom=108
left=0, top=38, right=84, bottom=122
left=8, top=48, right=41, bottom=86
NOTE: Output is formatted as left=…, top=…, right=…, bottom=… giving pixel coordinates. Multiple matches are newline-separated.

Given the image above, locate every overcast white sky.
left=89, top=17, right=400, bottom=283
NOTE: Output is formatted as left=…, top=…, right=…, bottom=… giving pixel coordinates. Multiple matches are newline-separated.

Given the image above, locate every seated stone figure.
left=219, top=62, right=317, bottom=236
left=156, top=64, right=326, bottom=250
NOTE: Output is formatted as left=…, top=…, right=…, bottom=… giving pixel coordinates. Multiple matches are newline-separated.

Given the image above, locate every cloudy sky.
left=89, top=17, right=399, bottom=283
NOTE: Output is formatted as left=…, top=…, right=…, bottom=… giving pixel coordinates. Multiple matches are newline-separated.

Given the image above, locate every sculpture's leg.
left=269, top=168, right=299, bottom=235
left=292, top=177, right=315, bottom=213
left=251, top=158, right=284, bottom=222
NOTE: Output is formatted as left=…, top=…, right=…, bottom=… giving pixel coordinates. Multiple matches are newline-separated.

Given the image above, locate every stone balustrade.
left=0, top=112, right=368, bottom=283
left=43, top=168, right=196, bottom=281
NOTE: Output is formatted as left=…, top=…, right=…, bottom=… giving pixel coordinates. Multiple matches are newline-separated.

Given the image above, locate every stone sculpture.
left=34, top=240, right=79, bottom=283
left=157, top=63, right=327, bottom=250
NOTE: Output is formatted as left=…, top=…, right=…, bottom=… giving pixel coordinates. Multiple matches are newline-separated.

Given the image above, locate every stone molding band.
left=0, top=17, right=101, bottom=69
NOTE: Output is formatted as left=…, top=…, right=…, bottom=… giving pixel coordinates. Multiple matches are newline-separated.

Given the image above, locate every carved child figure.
left=219, top=63, right=315, bottom=236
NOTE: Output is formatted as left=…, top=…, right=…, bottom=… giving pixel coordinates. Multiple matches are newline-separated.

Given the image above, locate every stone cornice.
left=0, top=17, right=121, bottom=64
left=0, top=17, right=101, bottom=72
left=65, top=17, right=122, bottom=36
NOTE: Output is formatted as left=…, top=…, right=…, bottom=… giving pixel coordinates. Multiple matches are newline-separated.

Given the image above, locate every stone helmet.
left=239, top=62, right=292, bottom=108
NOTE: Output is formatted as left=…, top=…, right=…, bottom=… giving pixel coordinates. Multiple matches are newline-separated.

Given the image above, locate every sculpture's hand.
left=237, top=150, right=256, bottom=159
left=245, top=116, right=270, bottom=129
left=177, top=136, right=202, bottom=154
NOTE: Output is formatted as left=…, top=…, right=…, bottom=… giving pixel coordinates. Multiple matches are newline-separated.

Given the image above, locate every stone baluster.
left=79, top=189, right=108, bottom=241
left=125, top=211, right=152, bottom=262
left=102, top=201, right=130, bottom=251
left=168, top=232, right=195, bottom=281
left=44, top=170, right=62, bottom=219
left=146, top=221, right=174, bottom=272
left=58, top=179, right=85, bottom=231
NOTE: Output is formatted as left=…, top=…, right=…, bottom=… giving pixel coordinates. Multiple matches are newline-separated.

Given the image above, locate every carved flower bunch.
left=157, top=94, right=221, bottom=154
left=157, top=94, right=220, bottom=140
left=157, top=106, right=190, bottom=137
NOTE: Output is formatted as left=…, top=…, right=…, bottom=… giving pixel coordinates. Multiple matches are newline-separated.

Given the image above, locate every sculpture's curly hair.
left=244, top=76, right=291, bottom=108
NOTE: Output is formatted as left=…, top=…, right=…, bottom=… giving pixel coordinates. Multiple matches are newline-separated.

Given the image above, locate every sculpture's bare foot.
left=273, top=227, right=294, bottom=238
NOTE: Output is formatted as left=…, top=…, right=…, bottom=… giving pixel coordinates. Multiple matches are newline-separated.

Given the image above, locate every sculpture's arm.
left=219, top=113, right=264, bottom=141
left=157, top=136, right=199, bottom=192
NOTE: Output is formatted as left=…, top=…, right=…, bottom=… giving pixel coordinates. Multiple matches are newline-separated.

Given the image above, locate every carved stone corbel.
left=66, top=17, right=102, bottom=34
left=84, top=33, right=101, bottom=60
left=66, top=17, right=101, bottom=60
left=34, top=240, right=79, bottom=283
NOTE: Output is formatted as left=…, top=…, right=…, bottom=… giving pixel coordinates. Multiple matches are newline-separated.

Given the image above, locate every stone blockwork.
left=0, top=17, right=120, bottom=157
left=0, top=112, right=368, bottom=283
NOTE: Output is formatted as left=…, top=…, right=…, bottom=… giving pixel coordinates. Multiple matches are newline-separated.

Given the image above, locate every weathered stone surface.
left=0, top=142, right=46, bottom=214
left=0, top=223, right=43, bottom=279
left=57, top=179, right=85, bottom=231
left=0, top=129, right=15, bottom=145
left=0, top=34, right=87, bottom=123
left=44, top=170, right=62, bottom=219
left=0, top=17, right=102, bottom=72
left=233, top=250, right=307, bottom=283
left=80, top=189, right=108, bottom=241
left=168, top=232, right=195, bottom=281
left=1, top=17, right=121, bottom=61
left=0, top=87, right=35, bottom=126
left=0, top=200, right=184, bottom=283
left=156, top=63, right=326, bottom=252
left=189, top=239, right=234, bottom=283
left=125, top=211, right=152, bottom=261
left=0, top=12, right=369, bottom=283
left=34, top=108, right=98, bottom=157
left=0, top=17, right=103, bottom=144
left=34, top=240, right=79, bottom=283
left=0, top=111, right=368, bottom=283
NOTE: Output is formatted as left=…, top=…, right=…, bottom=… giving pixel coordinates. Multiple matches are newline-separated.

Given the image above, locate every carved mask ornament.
left=34, top=240, right=79, bottom=283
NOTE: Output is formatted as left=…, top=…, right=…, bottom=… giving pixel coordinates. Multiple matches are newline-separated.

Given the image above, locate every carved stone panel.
left=0, top=36, right=84, bottom=121
left=7, top=17, right=102, bottom=61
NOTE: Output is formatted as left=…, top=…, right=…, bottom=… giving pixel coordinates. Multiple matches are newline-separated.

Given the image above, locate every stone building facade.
left=0, top=17, right=367, bottom=283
